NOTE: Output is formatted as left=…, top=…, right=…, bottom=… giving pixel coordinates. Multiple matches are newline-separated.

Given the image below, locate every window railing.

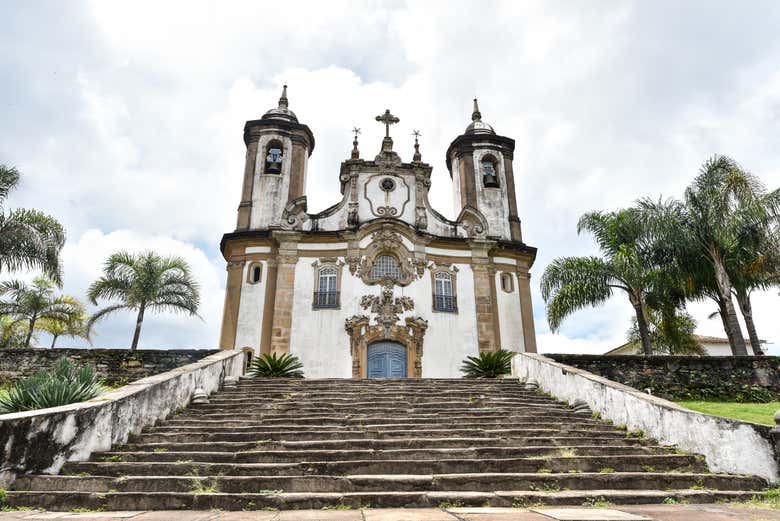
left=433, top=294, right=458, bottom=313
left=313, top=291, right=340, bottom=309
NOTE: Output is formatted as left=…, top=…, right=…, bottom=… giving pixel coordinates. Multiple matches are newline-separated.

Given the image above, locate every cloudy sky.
left=1, top=1, right=779, bottom=353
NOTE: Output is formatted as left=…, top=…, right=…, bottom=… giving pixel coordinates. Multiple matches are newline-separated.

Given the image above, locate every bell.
left=484, top=172, right=499, bottom=188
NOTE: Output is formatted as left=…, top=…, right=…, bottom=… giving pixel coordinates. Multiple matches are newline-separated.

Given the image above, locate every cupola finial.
left=279, top=84, right=289, bottom=109
left=472, top=98, right=482, bottom=122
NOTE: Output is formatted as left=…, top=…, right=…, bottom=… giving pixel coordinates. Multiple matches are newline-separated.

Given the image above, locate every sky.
left=1, top=0, right=779, bottom=354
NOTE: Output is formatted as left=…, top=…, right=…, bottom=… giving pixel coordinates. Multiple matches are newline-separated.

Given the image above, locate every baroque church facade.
left=218, top=87, right=537, bottom=378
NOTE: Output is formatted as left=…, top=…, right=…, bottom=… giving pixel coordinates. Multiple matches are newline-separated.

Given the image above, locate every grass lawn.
left=677, top=401, right=780, bottom=425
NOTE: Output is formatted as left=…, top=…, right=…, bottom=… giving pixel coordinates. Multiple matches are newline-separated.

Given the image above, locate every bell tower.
left=446, top=99, right=522, bottom=241
left=235, top=85, right=315, bottom=230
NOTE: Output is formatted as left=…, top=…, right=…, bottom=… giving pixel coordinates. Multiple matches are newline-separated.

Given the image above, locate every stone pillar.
left=487, top=265, right=502, bottom=349
left=219, top=259, right=245, bottom=349
left=517, top=267, right=538, bottom=353
left=269, top=232, right=300, bottom=355
left=470, top=240, right=498, bottom=353
left=236, top=140, right=259, bottom=230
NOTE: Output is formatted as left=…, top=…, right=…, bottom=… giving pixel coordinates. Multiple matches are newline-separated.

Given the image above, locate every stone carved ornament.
left=359, top=281, right=415, bottom=336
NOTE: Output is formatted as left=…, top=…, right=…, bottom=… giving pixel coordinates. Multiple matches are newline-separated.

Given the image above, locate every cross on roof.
left=375, top=109, right=400, bottom=138
left=352, top=127, right=361, bottom=140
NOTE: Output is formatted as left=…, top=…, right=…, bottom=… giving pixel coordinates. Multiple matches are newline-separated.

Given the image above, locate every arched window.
left=264, top=140, right=284, bottom=174
left=433, top=271, right=457, bottom=312
left=481, top=155, right=499, bottom=188
left=370, top=255, right=402, bottom=281
left=314, top=266, right=339, bottom=308
left=247, top=262, right=263, bottom=284
left=500, top=272, right=514, bottom=293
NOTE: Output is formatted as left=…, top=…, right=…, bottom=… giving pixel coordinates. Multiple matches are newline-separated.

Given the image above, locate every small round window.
left=380, top=178, right=396, bottom=192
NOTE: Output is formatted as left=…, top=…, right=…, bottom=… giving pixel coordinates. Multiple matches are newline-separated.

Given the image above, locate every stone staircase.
left=7, top=378, right=768, bottom=510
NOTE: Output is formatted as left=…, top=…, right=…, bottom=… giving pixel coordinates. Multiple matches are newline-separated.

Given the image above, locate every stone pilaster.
left=470, top=240, right=498, bottom=353
left=269, top=232, right=300, bottom=355
left=236, top=140, right=259, bottom=230
left=219, top=259, right=245, bottom=349
left=517, top=267, right=537, bottom=353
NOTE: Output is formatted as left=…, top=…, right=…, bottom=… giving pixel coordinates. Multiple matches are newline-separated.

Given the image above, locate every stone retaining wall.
left=513, top=353, right=780, bottom=483
left=0, top=348, right=219, bottom=386
left=0, top=349, right=245, bottom=486
left=545, top=354, right=780, bottom=401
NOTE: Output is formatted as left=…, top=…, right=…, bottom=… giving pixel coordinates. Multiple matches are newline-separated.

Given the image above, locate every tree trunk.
left=735, top=288, right=763, bottom=355
left=631, top=296, right=653, bottom=356
left=24, top=316, right=36, bottom=348
left=50, top=334, right=58, bottom=349
left=130, top=306, right=145, bottom=350
left=711, top=256, right=748, bottom=355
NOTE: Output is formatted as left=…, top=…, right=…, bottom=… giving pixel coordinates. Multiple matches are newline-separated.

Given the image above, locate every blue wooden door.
left=367, top=341, right=407, bottom=378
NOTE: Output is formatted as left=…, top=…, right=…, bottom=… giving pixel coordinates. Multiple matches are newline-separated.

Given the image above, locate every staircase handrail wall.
left=513, top=352, right=780, bottom=483
left=0, top=349, right=245, bottom=487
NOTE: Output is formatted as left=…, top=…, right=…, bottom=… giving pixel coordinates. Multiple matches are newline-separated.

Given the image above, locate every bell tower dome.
left=235, top=85, right=315, bottom=230
left=446, top=99, right=522, bottom=241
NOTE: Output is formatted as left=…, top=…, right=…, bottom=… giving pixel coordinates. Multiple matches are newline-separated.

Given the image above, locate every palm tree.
left=0, top=278, right=84, bottom=348
left=0, top=165, right=65, bottom=285
left=38, top=309, right=90, bottom=349
left=87, top=251, right=201, bottom=350
left=0, top=315, right=26, bottom=348
left=541, top=208, right=658, bottom=355
left=640, top=156, right=780, bottom=355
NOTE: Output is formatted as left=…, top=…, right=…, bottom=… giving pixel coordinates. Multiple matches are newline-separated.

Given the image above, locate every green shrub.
left=0, top=359, right=105, bottom=413
left=248, top=353, right=304, bottom=379
left=460, top=350, right=516, bottom=378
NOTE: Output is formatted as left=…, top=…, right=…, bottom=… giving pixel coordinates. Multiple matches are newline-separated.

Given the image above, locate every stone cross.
left=375, top=109, right=400, bottom=138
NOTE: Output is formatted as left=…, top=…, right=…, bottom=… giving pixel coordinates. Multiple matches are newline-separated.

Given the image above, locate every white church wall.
left=234, top=261, right=267, bottom=352
left=288, top=260, right=355, bottom=378
left=283, top=247, right=480, bottom=378
left=250, top=135, right=293, bottom=229
left=495, top=270, right=525, bottom=352
left=416, top=264, right=479, bottom=378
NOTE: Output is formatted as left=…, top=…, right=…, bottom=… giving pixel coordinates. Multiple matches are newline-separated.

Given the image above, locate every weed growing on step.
left=152, top=447, right=168, bottom=453
left=70, top=507, right=105, bottom=513
left=101, top=455, right=123, bottom=462
left=582, top=496, right=614, bottom=508
left=558, top=448, right=576, bottom=458
left=541, top=481, right=560, bottom=492
left=256, top=489, right=283, bottom=494
left=598, top=467, right=615, bottom=474
left=322, top=504, right=353, bottom=510
left=626, top=429, right=644, bottom=438
left=1, top=506, right=33, bottom=512
left=641, top=465, right=656, bottom=472
left=189, top=475, right=220, bottom=494
left=437, top=500, right=463, bottom=509
left=512, top=498, right=544, bottom=508
left=536, top=467, right=553, bottom=473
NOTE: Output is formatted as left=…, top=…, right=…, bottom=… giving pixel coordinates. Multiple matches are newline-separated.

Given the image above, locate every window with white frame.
left=433, top=271, right=457, bottom=312
left=314, top=266, right=339, bottom=308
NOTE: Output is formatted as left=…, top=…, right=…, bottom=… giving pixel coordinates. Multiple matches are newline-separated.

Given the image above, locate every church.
left=218, top=87, right=538, bottom=378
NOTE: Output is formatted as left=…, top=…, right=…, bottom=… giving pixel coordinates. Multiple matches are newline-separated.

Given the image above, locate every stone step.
left=62, top=453, right=707, bottom=477
left=15, top=472, right=758, bottom=494
left=136, top=427, right=630, bottom=443
left=172, top=411, right=588, bottom=424
left=5, top=488, right=764, bottom=511
left=182, top=406, right=569, bottom=419
left=195, top=400, right=563, bottom=411
left=122, top=433, right=647, bottom=452
left=92, top=444, right=670, bottom=464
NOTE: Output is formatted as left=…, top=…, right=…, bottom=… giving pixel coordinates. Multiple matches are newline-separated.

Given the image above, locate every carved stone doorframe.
left=345, top=316, right=428, bottom=378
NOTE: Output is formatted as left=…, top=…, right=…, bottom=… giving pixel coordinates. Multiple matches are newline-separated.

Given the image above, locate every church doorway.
left=367, top=341, right=407, bottom=378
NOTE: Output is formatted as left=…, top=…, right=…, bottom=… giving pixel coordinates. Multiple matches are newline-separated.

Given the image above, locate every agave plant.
left=0, top=358, right=106, bottom=413
left=460, top=350, right=516, bottom=378
left=248, top=353, right=304, bottom=378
